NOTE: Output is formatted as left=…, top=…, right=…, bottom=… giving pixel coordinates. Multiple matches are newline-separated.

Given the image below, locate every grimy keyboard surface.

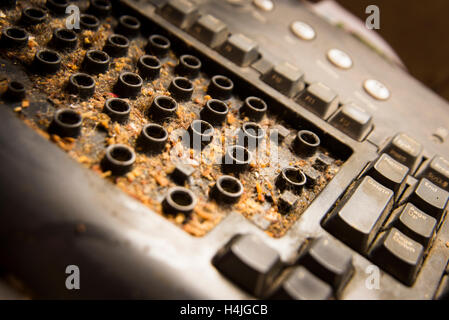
left=0, top=0, right=448, bottom=299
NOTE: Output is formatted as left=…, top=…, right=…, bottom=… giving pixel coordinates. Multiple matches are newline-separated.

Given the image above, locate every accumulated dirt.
left=0, top=1, right=343, bottom=238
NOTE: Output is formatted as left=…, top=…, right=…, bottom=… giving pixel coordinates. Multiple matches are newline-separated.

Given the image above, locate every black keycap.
left=251, top=56, right=274, bottom=75
left=170, top=163, right=195, bottom=185
left=158, top=0, right=199, bottom=29
left=270, top=266, right=333, bottom=300
left=262, top=61, right=305, bottom=98
left=189, top=14, right=229, bottom=48
left=296, top=82, right=339, bottom=120
left=213, top=234, right=282, bottom=297
left=220, top=33, right=259, bottom=67
left=407, top=178, right=449, bottom=220
left=298, top=237, right=354, bottom=295
left=383, top=133, right=423, bottom=169
left=324, top=176, right=394, bottom=252
left=277, top=191, right=298, bottom=214
left=396, top=203, right=436, bottom=247
left=367, top=153, right=409, bottom=195
left=434, top=275, right=449, bottom=300
left=420, top=155, right=449, bottom=191
left=328, top=103, right=373, bottom=141
left=370, top=227, right=424, bottom=286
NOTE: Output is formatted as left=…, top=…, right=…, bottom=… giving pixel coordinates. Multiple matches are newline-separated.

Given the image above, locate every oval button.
left=327, top=48, right=352, bottom=69
left=253, top=0, right=274, bottom=11
left=290, top=21, right=316, bottom=41
left=363, top=79, right=390, bottom=100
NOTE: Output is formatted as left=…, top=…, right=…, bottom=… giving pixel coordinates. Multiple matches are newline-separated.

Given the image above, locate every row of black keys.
left=213, top=234, right=353, bottom=300
left=323, top=132, right=449, bottom=286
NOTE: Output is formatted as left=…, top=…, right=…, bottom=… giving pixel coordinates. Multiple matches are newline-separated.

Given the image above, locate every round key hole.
left=47, top=0, right=69, bottom=7
left=298, top=130, right=320, bottom=147
left=191, top=119, right=213, bottom=135
left=283, top=167, right=306, bottom=185
left=6, top=27, right=27, bottom=41
left=50, top=109, right=82, bottom=137
left=150, top=34, right=170, bottom=48
left=240, top=96, right=267, bottom=122
left=34, top=49, right=61, bottom=74
left=246, top=96, right=267, bottom=112
left=104, top=34, right=129, bottom=58
left=173, top=77, right=193, bottom=90
left=83, top=50, right=109, bottom=74
left=107, top=145, right=135, bottom=166
left=172, top=191, right=193, bottom=206
left=121, top=15, right=139, bottom=27
left=147, top=34, right=171, bottom=58
left=200, top=99, right=229, bottom=126
left=80, top=14, right=100, bottom=29
left=72, top=74, right=94, bottom=88
left=56, top=109, right=82, bottom=127
left=189, top=119, right=214, bottom=148
left=102, top=144, right=135, bottom=175
left=68, top=73, right=95, bottom=99
left=108, top=98, right=130, bottom=113
left=229, top=145, right=251, bottom=163
left=38, top=50, right=61, bottom=63
left=141, top=56, right=161, bottom=68
left=111, top=147, right=132, bottom=162
left=164, top=187, right=197, bottom=214
left=89, top=0, right=112, bottom=18
left=80, top=14, right=97, bottom=25
left=46, top=0, right=69, bottom=15
left=92, top=0, right=111, bottom=9
left=55, top=28, right=77, bottom=41
left=169, top=77, right=194, bottom=101
left=5, top=80, right=26, bottom=101
left=121, top=73, right=142, bottom=86
left=9, top=81, right=25, bottom=91
left=217, top=175, right=243, bottom=197
left=242, top=122, right=264, bottom=139
left=139, top=123, right=168, bottom=153
left=208, top=99, right=228, bottom=114
left=180, top=55, right=201, bottom=68
left=213, top=75, right=233, bottom=90
left=223, top=145, right=252, bottom=173
left=154, top=95, right=177, bottom=112
left=110, top=34, right=129, bottom=47
left=144, top=124, right=168, bottom=140
left=24, top=7, right=46, bottom=19
left=88, top=50, right=109, bottom=63
left=104, top=98, right=130, bottom=123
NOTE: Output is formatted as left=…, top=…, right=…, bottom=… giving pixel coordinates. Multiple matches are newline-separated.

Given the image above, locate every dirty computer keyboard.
left=0, top=0, right=448, bottom=300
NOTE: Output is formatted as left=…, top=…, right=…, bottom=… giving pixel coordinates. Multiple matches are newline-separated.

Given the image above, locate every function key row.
left=154, top=0, right=380, bottom=142
left=158, top=0, right=258, bottom=68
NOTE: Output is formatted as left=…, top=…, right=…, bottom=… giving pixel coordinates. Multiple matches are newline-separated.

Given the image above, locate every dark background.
left=336, top=0, right=449, bottom=101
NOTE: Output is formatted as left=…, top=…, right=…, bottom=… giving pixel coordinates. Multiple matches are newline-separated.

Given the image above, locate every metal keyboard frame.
left=0, top=0, right=448, bottom=299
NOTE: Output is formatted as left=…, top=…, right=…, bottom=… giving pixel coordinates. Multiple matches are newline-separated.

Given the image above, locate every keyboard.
left=0, top=0, right=448, bottom=300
